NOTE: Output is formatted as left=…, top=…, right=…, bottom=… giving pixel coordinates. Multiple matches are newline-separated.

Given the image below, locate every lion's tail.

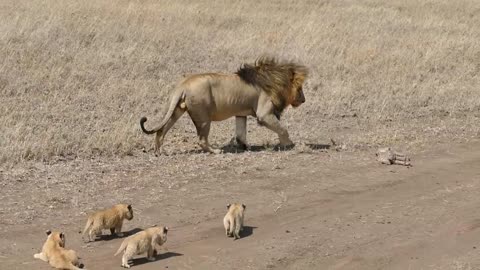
left=114, top=238, right=128, bottom=256
left=81, top=216, right=93, bottom=238
left=140, top=89, right=186, bottom=135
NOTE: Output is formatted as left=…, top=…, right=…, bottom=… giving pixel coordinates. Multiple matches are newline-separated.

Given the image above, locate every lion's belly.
left=210, top=107, right=253, bottom=121
left=209, top=87, right=257, bottom=121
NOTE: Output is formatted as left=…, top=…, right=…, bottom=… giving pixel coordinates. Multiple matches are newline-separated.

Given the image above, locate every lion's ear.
left=226, top=204, right=231, bottom=210
left=290, top=68, right=296, bottom=80
left=46, top=230, right=52, bottom=236
left=242, top=204, right=246, bottom=210
left=127, top=204, right=132, bottom=211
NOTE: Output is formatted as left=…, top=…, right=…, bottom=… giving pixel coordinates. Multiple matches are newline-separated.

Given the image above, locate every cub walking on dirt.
left=114, top=225, right=169, bottom=268
left=82, top=203, right=133, bottom=242
left=34, top=230, right=85, bottom=270
left=223, top=203, right=246, bottom=240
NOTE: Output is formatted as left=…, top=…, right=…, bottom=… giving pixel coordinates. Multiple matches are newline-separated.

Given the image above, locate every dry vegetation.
left=1, top=0, right=479, bottom=165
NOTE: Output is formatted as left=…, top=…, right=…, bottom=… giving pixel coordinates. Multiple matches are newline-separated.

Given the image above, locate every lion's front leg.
left=235, top=116, right=248, bottom=150
left=257, top=114, right=294, bottom=147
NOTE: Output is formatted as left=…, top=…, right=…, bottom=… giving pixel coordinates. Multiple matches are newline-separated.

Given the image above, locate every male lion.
left=140, top=56, right=308, bottom=154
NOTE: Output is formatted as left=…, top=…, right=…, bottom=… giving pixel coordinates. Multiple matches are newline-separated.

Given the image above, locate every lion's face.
left=290, top=86, right=306, bottom=107
left=161, top=226, right=168, bottom=243
left=46, top=230, right=66, bottom=248
left=125, top=204, right=134, bottom=220
left=155, top=226, right=168, bottom=245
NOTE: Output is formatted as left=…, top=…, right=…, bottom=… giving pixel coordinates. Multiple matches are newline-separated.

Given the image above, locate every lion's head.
left=236, top=56, right=308, bottom=118
left=46, top=230, right=66, bottom=248
left=124, top=204, right=134, bottom=220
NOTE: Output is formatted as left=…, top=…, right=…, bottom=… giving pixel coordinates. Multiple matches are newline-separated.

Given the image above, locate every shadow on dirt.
left=130, top=252, right=183, bottom=266
left=221, top=143, right=331, bottom=153
left=305, top=143, right=331, bottom=150
left=239, top=226, right=257, bottom=239
left=149, top=143, right=331, bottom=156
left=94, top=228, right=143, bottom=241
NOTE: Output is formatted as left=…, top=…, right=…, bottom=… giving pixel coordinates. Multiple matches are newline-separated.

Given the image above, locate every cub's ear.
left=242, top=204, right=246, bottom=209
left=226, top=204, right=231, bottom=210
left=59, top=232, right=65, bottom=239
left=127, top=204, right=132, bottom=211
left=46, top=230, right=52, bottom=236
left=164, top=227, right=169, bottom=233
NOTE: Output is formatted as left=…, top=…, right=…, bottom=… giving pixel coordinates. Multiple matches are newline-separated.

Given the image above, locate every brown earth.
left=1, top=139, right=480, bottom=270
left=1, top=1, right=480, bottom=269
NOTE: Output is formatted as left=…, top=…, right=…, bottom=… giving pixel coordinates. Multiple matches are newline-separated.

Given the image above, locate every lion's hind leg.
left=121, top=246, right=135, bottom=268
left=191, top=120, right=221, bottom=154
left=223, top=216, right=231, bottom=237
left=88, top=226, right=102, bottom=242
left=34, top=252, right=48, bottom=262
left=154, top=106, right=185, bottom=154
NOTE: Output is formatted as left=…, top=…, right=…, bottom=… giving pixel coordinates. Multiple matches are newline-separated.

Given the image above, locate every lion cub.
left=34, top=230, right=85, bottom=270
left=114, top=225, right=168, bottom=268
left=223, top=203, right=246, bottom=240
left=82, top=203, right=133, bottom=242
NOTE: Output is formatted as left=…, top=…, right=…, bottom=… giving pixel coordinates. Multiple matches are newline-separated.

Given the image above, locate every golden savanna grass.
left=1, top=0, right=479, bottom=164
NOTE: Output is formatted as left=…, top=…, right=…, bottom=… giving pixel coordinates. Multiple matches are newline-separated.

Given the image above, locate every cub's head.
left=226, top=203, right=246, bottom=211
left=152, top=226, right=168, bottom=245
left=120, top=204, right=134, bottom=220
left=46, top=230, right=66, bottom=248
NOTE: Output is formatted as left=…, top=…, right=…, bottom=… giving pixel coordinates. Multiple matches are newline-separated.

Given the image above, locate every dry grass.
left=1, top=0, right=479, bottom=164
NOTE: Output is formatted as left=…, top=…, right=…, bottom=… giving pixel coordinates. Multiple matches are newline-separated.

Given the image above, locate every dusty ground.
left=2, top=0, right=480, bottom=269
left=1, top=139, right=480, bottom=270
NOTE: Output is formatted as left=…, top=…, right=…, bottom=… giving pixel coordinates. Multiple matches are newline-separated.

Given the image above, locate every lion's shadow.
left=94, top=228, right=143, bottom=241
left=151, top=143, right=331, bottom=156
left=221, top=143, right=331, bottom=153
left=129, top=251, right=183, bottom=266
left=239, top=226, right=257, bottom=239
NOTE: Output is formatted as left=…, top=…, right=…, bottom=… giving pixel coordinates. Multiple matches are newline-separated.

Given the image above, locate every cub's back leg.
left=223, top=217, right=230, bottom=237
left=33, top=252, right=48, bottom=262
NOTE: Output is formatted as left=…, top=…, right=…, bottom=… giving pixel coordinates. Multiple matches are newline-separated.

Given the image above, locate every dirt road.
left=2, top=141, right=480, bottom=270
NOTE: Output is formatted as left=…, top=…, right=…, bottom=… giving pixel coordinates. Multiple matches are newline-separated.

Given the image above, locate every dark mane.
left=236, top=56, right=308, bottom=117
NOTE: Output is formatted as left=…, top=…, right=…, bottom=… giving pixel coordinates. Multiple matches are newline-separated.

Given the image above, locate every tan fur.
left=82, top=204, right=133, bottom=242
left=34, top=230, right=85, bottom=270
left=114, top=226, right=168, bottom=268
left=223, top=203, right=246, bottom=240
left=140, top=56, right=309, bottom=154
